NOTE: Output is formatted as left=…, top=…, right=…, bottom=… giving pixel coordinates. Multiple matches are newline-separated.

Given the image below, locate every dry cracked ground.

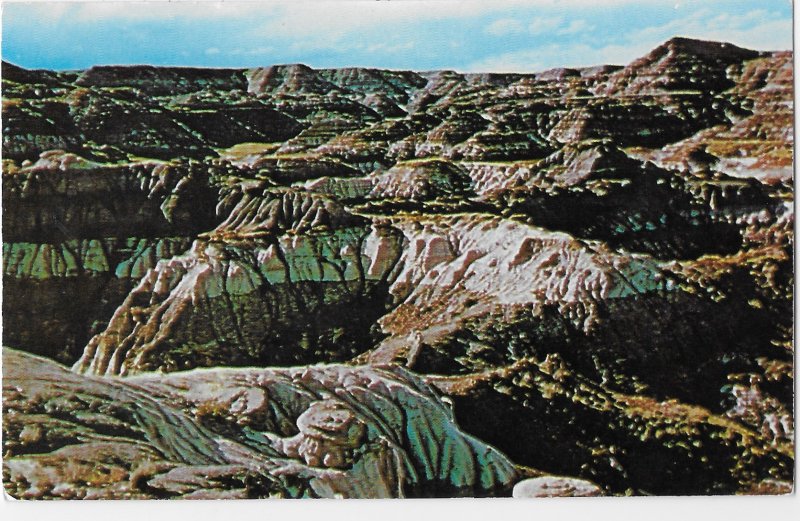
left=1, top=37, right=795, bottom=499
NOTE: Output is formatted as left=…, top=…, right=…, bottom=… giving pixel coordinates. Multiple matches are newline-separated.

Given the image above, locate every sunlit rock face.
left=1, top=37, right=794, bottom=497
left=4, top=348, right=517, bottom=499
left=72, top=185, right=405, bottom=376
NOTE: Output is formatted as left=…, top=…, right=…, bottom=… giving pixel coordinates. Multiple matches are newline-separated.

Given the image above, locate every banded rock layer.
left=2, top=37, right=794, bottom=497
left=4, top=348, right=516, bottom=499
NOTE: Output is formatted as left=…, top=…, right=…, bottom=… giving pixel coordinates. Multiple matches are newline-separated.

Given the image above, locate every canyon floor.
left=1, top=37, right=794, bottom=498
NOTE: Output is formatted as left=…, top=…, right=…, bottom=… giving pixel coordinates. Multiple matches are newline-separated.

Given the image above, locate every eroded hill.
left=2, top=37, right=794, bottom=497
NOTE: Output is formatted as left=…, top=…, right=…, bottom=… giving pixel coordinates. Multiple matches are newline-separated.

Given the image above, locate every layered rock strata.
left=2, top=37, right=793, bottom=497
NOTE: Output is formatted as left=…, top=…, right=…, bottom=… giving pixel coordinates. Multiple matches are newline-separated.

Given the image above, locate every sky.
left=0, top=0, right=794, bottom=73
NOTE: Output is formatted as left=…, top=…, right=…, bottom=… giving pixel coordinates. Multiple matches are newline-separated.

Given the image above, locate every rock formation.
left=2, top=37, right=794, bottom=497
left=4, top=348, right=516, bottom=498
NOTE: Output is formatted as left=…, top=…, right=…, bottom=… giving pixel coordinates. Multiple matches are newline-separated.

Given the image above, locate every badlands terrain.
left=1, top=37, right=794, bottom=498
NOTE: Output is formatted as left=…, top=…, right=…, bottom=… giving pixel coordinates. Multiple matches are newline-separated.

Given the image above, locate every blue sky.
left=1, top=0, right=793, bottom=72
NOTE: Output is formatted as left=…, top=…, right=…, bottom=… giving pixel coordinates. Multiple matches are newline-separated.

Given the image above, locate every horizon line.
left=2, top=36, right=791, bottom=77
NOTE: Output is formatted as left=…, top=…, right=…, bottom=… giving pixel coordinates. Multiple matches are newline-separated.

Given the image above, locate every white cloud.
left=8, top=0, right=646, bottom=25
left=5, top=0, right=791, bottom=71
left=626, top=7, right=791, bottom=51
left=7, top=1, right=278, bottom=23
left=528, top=17, right=593, bottom=36
left=251, top=2, right=524, bottom=53
left=528, top=16, right=563, bottom=34
left=557, top=19, right=592, bottom=35
left=367, top=41, right=415, bottom=54
left=465, top=51, right=544, bottom=73
left=256, top=2, right=517, bottom=41
left=229, top=46, right=276, bottom=57
left=205, top=47, right=220, bottom=56
left=485, top=18, right=525, bottom=37
left=464, top=5, right=792, bottom=73
left=462, top=39, right=651, bottom=73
